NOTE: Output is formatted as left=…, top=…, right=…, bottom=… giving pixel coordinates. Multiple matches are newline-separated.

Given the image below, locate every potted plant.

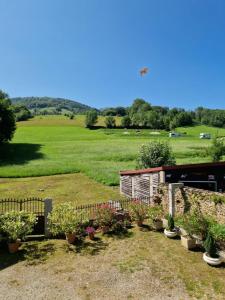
left=93, top=204, right=115, bottom=233
left=129, top=200, right=148, bottom=227
left=48, top=203, right=86, bottom=244
left=0, top=211, right=37, bottom=253
left=147, top=205, right=163, bottom=231
left=176, top=215, right=196, bottom=250
left=203, top=232, right=222, bottom=266
left=164, top=215, right=177, bottom=238
left=86, top=226, right=95, bottom=240
left=180, top=209, right=211, bottom=247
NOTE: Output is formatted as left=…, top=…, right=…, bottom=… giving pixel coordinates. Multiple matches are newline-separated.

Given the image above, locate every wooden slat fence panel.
left=120, top=176, right=132, bottom=197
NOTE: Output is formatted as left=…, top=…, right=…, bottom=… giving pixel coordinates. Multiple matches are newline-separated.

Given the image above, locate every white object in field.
left=123, top=131, right=130, bottom=135
left=169, top=132, right=181, bottom=138
left=164, top=228, right=177, bottom=238
left=203, top=252, right=222, bottom=266
left=200, top=133, right=211, bottom=139
left=150, top=131, right=160, bottom=135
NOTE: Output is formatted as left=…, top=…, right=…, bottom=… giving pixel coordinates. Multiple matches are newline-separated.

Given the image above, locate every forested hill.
left=10, top=97, right=97, bottom=115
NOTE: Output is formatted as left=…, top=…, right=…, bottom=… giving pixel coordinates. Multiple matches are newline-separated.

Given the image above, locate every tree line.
left=87, top=99, right=225, bottom=129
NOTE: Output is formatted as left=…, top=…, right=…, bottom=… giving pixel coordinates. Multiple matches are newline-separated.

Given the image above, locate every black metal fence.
left=74, top=197, right=152, bottom=220
left=0, top=198, right=45, bottom=234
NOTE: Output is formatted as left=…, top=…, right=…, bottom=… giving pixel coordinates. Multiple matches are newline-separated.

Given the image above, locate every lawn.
left=0, top=225, right=225, bottom=299
left=0, top=173, right=122, bottom=206
left=1, top=115, right=225, bottom=185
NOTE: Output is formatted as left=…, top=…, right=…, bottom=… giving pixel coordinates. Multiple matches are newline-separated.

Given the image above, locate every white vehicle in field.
left=169, top=132, right=181, bottom=138
left=200, top=133, right=211, bottom=139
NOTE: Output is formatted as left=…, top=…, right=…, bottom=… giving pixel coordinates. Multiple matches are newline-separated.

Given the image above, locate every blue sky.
left=1, top=0, right=225, bottom=109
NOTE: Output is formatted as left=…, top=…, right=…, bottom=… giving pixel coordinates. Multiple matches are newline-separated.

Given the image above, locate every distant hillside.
left=10, top=97, right=97, bottom=115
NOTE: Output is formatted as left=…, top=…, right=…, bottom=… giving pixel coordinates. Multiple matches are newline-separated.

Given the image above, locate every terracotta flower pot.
left=102, top=226, right=110, bottom=234
left=8, top=240, right=21, bottom=254
left=136, top=220, right=143, bottom=227
left=66, top=233, right=76, bottom=244
left=88, top=232, right=95, bottom=240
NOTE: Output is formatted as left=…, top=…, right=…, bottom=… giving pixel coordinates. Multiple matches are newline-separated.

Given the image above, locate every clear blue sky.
left=1, top=0, right=225, bottom=109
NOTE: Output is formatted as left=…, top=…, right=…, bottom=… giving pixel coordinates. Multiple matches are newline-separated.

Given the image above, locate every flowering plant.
left=129, top=200, right=148, bottom=222
left=48, top=203, right=87, bottom=236
left=85, top=226, right=95, bottom=234
left=0, top=211, right=37, bottom=242
left=93, top=204, right=115, bottom=227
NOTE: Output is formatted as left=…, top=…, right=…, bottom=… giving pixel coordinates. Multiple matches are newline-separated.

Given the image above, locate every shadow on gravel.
left=0, top=143, right=44, bottom=166
left=66, top=237, right=109, bottom=256
left=0, top=241, right=55, bottom=270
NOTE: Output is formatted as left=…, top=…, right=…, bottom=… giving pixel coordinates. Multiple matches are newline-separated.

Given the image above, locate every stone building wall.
left=156, top=184, right=225, bottom=224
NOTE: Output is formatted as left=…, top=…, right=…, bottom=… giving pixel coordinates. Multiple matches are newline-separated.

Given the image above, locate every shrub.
left=203, top=232, right=218, bottom=258
left=128, top=200, right=148, bottom=222
left=48, top=203, right=87, bottom=236
left=210, top=194, right=225, bottom=205
left=93, top=204, right=115, bottom=227
left=208, top=137, right=225, bottom=162
left=209, top=223, right=225, bottom=242
left=105, top=116, right=116, bottom=128
left=167, top=215, right=175, bottom=231
left=147, top=205, right=163, bottom=222
left=121, top=115, right=131, bottom=128
left=85, top=110, right=98, bottom=128
left=0, top=211, right=37, bottom=242
left=181, top=210, right=212, bottom=240
left=136, top=141, right=176, bottom=169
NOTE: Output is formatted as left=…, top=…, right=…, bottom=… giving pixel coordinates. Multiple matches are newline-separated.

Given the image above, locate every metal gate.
left=0, top=198, right=45, bottom=234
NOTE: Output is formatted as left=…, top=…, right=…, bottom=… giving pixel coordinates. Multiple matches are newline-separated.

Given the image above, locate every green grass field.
left=1, top=115, right=225, bottom=186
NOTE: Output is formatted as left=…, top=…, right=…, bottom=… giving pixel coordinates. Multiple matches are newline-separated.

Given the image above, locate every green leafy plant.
left=0, top=211, right=37, bottom=242
left=203, top=232, right=218, bottom=258
left=136, top=141, right=176, bottom=169
left=93, top=204, right=116, bottom=227
left=167, top=215, right=175, bottom=231
left=128, top=200, right=148, bottom=222
left=210, top=194, right=225, bottom=205
left=181, top=209, right=212, bottom=240
left=48, top=203, right=87, bottom=236
left=147, top=205, right=163, bottom=222
left=209, top=223, right=225, bottom=242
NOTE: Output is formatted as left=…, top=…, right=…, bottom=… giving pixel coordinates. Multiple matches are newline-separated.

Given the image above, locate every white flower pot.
left=203, top=252, right=222, bottom=266
left=164, top=228, right=177, bottom=238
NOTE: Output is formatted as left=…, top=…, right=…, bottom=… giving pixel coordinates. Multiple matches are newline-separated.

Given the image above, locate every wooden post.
left=44, top=198, right=53, bottom=237
left=168, top=183, right=184, bottom=217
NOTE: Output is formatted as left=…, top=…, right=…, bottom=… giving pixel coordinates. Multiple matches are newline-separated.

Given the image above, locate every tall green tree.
left=0, top=90, right=16, bottom=143
left=85, top=110, right=98, bottom=128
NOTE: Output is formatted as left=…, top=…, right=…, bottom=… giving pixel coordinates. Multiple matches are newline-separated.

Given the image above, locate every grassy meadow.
left=1, top=115, right=225, bottom=186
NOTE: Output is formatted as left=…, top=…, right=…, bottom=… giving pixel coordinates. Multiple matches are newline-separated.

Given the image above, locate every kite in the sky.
left=139, top=67, right=149, bottom=76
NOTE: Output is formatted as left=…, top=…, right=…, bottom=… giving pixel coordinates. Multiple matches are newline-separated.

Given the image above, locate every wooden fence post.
left=44, top=198, right=53, bottom=237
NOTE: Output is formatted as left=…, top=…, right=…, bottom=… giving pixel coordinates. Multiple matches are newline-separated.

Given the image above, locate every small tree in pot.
left=147, top=205, right=163, bottom=231
left=129, top=200, right=148, bottom=227
left=203, top=232, right=222, bottom=266
left=48, top=203, right=86, bottom=244
left=93, top=204, right=115, bottom=233
left=164, top=215, right=178, bottom=238
left=0, top=211, right=37, bottom=253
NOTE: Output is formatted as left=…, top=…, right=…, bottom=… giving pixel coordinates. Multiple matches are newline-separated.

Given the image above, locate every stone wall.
left=156, top=184, right=225, bottom=224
